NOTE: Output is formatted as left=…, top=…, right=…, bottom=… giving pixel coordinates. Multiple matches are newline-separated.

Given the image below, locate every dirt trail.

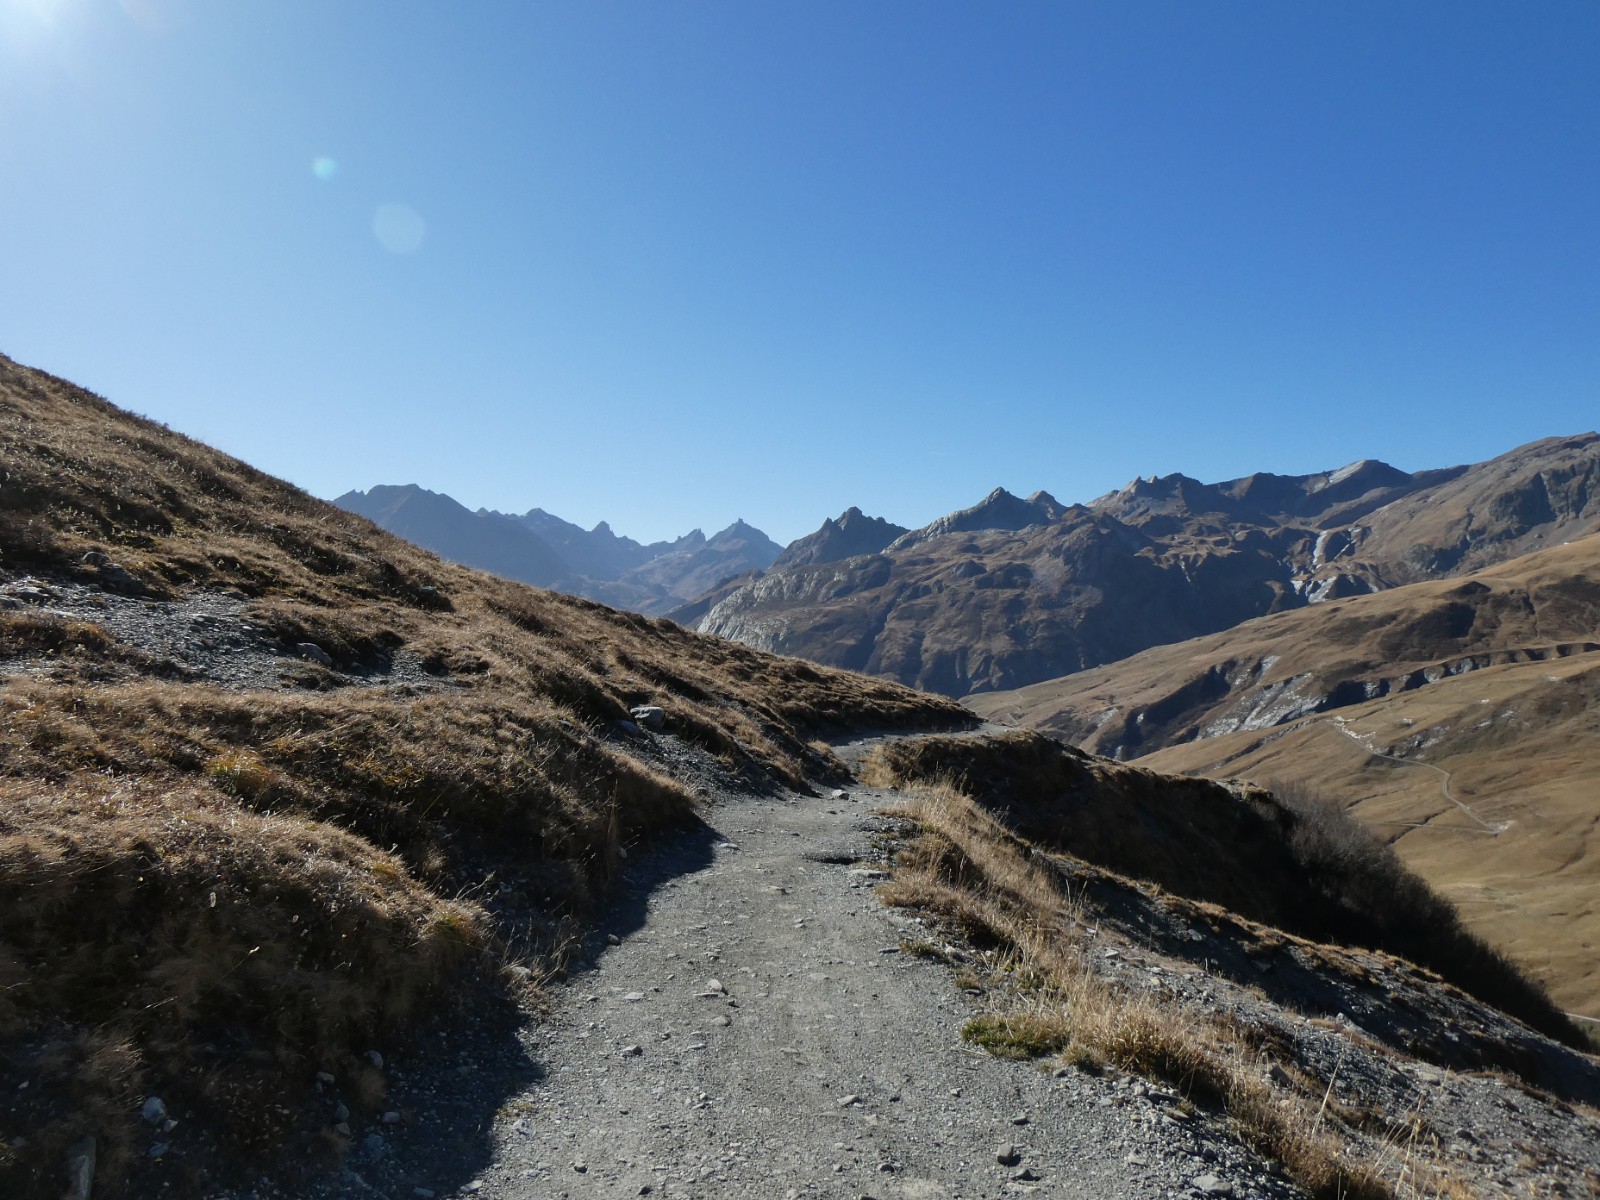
left=1325, top=717, right=1505, bottom=835
left=434, top=771, right=1286, bottom=1200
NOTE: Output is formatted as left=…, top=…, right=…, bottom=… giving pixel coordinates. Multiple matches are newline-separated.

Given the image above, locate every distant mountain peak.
left=340, top=488, right=779, bottom=614
left=774, top=507, right=909, bottom=570
left=888, top=486, right=1061, bottom=552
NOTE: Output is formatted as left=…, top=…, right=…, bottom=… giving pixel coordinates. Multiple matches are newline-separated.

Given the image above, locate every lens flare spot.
left=372, top=203, right=425, bottom=254
left=311, top=156, right=338, bottom=182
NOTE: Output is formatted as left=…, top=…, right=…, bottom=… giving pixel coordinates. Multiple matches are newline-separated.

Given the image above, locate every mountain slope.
left=697, top=435, right=1600, bottom=696
left=337, top=483, right=572, bottom=586
left=337, top=491, right=782, bottom=617
left=613, top=518, right=782, bottom=607
left=968, top=534, right=1600, bottom=1016
left=6, top=353, right=1594, bottom=1200
left=518, top=508, right=659, bottom=580
left=0, top=352, right=970, bottom=1196
left=772, top=506, right=908, bottom=569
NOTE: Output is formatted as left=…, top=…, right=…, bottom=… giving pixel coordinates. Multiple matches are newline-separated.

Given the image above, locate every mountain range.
left=338, top=436, right=1600, bottom=1017
left=694, top=433, right=1600, bottom=695
left=336, top=484, right=782, bottom=616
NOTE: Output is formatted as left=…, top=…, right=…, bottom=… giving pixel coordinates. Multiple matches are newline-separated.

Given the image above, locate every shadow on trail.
left=380, top=812, right=725, bottom=1196
left=571, top=811, right=727, bottom=959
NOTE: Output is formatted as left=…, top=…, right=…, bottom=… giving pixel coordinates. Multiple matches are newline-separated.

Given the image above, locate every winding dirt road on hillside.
left=385, top=746, right=1295, bottom=1200
left=1325, top=718, right=1506, bottom=836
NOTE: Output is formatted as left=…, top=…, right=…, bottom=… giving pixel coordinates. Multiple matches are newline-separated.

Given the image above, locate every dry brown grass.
left=0, top=353, right=972, bottom=1194
left=875, top=778, right=1475, bottom=1200
left=968, top=533, right=1600, bottom=1024
left=865, top=732, right=1583, bottom=1050
left=1135, top=661, right=1600, bottom=1026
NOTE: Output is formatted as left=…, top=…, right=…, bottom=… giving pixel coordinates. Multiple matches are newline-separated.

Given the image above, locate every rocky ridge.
left=695, top=434, right=1600, bottom=697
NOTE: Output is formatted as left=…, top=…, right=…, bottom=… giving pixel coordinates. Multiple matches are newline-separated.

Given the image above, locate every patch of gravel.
left=0, top=573, right=444, bottom=692
left=1066, top=882, right=1600, bottom=1200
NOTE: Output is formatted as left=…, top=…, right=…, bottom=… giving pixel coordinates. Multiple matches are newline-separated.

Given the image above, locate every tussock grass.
left=0, top=353, right=972, bottom=1194
left=877, top=778, right=1475, bottom=1200
left=866, top=732, right=1583, bottom=1049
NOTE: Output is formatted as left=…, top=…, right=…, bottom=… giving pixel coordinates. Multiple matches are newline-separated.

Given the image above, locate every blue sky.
left=2, top=2, right=1596, bottom=544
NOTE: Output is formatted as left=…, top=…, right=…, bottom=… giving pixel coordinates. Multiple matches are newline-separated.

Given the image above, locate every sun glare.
left=4, top=0, right=71, bottom=26
left=1, top=0, right=76, bottom=51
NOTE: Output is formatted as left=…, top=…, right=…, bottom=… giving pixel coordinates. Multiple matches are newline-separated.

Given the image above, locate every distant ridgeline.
left=688, top=434, right=1600, bottom=698
left=335, top=485, right=782, bottom=617
left=341, top=434, right=1600, bottom=699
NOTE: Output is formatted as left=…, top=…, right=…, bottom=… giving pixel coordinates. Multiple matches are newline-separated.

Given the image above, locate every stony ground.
left=286, top=735, right=1599, bottom=1200
left=359, top=776, right=1301, bottom=1200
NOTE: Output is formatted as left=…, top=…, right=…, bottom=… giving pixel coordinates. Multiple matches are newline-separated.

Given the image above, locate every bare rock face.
left=772, top=507, right=908, bottom=569
left=698, top=434, right=1600, bottom=698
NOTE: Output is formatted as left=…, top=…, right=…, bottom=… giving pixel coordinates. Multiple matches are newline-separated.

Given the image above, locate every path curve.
left=1325, top=717, right=1505, bottom=836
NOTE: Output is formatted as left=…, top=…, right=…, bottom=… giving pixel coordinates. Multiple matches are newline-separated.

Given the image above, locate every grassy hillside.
left=862, top=732, right=1595, bottom=1200
left=969, top=536, right=1600, bottom=1019
left=861, top=731, right=1583, bottom=1050
left=0, top=353, right=971, bottom=1194
left=1136, top=658, right=1600, bottom=1020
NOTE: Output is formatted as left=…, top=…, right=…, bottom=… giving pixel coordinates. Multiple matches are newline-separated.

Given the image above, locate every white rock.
left=66, top=1137, right=95, bottom=1200
left=298, top=642, right=335, bottom=667
left=140, top=1095, right=167, bottom=1123
left=630, top=705, right=666, bottom=730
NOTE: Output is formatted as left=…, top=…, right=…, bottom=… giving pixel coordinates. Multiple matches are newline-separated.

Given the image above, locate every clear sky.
left=2, top=2, right=1596, bottom=545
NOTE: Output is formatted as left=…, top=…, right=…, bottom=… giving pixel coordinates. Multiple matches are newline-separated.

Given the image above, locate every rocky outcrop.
left=886, top=487, right=1069, bottom=552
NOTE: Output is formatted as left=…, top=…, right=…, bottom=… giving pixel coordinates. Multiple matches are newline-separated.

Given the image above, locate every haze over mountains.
left=336, top=483, right=782, bottom=616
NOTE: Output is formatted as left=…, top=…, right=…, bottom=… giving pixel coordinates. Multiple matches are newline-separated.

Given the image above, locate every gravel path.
left=432, top=781, right=1295, bottom=1200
